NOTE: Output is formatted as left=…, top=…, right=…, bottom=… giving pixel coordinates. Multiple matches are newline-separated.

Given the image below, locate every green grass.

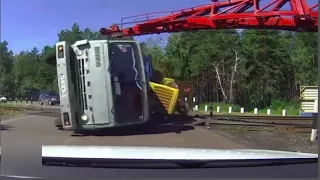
left=252, top=100, right=300, bottom=116
left=0, top=102, right=34, bottom=117
left=197, top=100, right=300, bottom=116
left=198, top=102, right=241, bottom=112
left=0, top=109, right=18, bottom=116
left=0, top=104, right=21, bottom=116
left=0, top=102, right=29, bottom=107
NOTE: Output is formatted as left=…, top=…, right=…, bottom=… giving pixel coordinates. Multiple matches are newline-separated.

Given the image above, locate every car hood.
left=42, top=146, right=318, bottom=160
left=0, top=146, right=316, bottom=178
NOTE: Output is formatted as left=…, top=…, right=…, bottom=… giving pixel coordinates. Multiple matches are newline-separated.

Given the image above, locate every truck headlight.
left=81, top=114, right=88, bottom=121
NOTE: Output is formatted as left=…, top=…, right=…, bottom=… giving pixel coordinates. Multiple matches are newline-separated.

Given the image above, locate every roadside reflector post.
left=217, top=106, right=220, bottom=113
left=282, top=109, right=286, bottom=116
left=240, top=107, right=244, bottom=114
left=205, top=105, right=208, bottom=112
left=195, top=105, right=198, bottom=111
left=209, top=105, right=213, bottom=117
left=310, top=113, right=318, bottom=142
left=254, top=108, right=258, bottom=114
left=228, top=107, right=232, bottom=113
left=267, top=109, right=271, bottom=115
left=192, top=97, right=196, bottom=111
left=184, top=97, right=189, bottom=110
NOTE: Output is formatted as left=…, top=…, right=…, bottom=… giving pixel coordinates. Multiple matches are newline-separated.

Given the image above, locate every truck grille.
left=149, top=82, right=179, bottom=114
left=76, top=58, right=88, bottom=110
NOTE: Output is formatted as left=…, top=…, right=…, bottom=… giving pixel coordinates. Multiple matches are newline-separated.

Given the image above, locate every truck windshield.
left=109, top=42, right=143, bottom=85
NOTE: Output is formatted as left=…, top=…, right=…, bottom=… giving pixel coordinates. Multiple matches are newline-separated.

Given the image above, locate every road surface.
left=0, top=107, right=247, bottom=176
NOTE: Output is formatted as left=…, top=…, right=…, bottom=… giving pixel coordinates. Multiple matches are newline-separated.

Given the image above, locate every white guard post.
left=310, top=100, right=318, bottom=142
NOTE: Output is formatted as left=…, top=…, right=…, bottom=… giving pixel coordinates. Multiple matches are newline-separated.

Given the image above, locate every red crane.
left=100, top=0, right=318, bottom=37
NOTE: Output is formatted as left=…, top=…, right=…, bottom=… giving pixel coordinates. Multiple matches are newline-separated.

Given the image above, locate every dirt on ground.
left=209, top=126, right=318, bottom=154
left=0, top=109, right=21, bottom=120
left=0, top=107, right=39, bottom=122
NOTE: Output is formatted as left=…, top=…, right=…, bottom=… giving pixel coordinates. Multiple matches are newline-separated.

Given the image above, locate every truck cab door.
left=144, top=55, right=152, bottom=86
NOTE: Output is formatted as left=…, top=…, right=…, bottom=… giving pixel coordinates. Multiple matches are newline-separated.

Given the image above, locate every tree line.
left=0, top=23, right=317, bottom=109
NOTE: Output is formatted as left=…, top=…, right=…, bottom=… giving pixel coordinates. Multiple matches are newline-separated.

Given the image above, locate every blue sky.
left=1, top=0, right=211, bottom=53
left=1, top=0, right=317, bottom=53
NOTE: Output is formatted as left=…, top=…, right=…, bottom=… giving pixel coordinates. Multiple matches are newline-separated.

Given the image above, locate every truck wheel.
left=177, top=105, right=188, bottom=116
left=54, top=118, right=63, bottom=128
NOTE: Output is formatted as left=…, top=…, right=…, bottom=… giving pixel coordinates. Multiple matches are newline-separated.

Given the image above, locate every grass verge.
left=197, top=100, right=300, bottom=116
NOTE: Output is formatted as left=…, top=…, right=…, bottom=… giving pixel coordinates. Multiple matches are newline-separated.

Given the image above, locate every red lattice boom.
left=100, top=0, right=318, bottom=37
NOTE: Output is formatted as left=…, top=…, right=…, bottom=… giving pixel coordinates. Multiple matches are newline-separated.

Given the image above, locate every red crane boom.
left=100, top=0, right=318, bottom=37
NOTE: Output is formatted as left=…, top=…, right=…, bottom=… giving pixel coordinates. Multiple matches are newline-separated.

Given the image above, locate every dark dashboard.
left=1, top=156, right=318, bottom=178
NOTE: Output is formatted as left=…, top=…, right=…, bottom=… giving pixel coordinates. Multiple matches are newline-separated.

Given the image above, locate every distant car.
left=38, top=91, right=60, bottom=105
left=0, top=96, right=7, bottom=103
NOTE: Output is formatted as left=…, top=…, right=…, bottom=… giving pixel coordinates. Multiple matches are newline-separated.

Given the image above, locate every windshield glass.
left=0, top=0, right=318, bottom=178
left=109, top=42, right=143, bottom=83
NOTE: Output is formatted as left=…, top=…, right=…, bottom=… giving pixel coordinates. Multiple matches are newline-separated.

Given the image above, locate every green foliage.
left=0, top=23, right=317, bottom=112
left=0, top=23, right=111, bottom=96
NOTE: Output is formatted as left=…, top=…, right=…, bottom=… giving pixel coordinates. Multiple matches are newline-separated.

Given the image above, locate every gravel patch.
left=209, top=126, right=318, bottom=154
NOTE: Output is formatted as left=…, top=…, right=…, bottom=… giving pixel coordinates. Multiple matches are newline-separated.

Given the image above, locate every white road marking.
left=1, top=115, right=33, bottom=124
left=0, top=174, right=43, bottom=178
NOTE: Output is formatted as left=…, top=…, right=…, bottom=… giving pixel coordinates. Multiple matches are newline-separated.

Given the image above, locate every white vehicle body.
left=42, top=146, right=318, bottom=160
left=0, top=96, right=7, bottom=102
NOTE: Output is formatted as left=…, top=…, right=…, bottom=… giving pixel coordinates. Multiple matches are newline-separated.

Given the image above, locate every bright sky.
left=1, top=0, right=317, bottom=53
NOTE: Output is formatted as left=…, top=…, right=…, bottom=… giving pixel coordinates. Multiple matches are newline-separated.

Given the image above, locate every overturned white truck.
left=54, top=39, right=150, bottom=131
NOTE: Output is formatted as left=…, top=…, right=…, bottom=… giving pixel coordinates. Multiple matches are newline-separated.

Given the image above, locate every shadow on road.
left=28, top=109, right=60, bottom=118
left=26, top=107, right=206, bottom=136
left=0, top=125, right=13, bottom=130
left=166, top=114, right=206, bottom=125
left=71, top=114, right=204, bottom=137
left=71, top=124, right=195, bottom=137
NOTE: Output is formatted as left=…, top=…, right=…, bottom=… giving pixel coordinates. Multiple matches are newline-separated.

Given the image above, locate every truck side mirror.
left=144, top=55, right=152, bottom=80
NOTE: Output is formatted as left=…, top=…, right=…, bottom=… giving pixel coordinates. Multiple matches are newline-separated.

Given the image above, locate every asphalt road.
left=0, top=106, right=247, bottom=177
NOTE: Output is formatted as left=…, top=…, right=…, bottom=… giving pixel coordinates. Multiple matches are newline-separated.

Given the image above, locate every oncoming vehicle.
left=39, top=91, right=60, bottom=105
left=0, top=95, right=7, bottom=103
left=54, top=39, right=150, bottom=131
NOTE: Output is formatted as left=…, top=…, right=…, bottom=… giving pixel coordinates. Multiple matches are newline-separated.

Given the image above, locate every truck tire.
left=177, top=104, right=189, bottom=116
left=54, top=118, right=63, bottom=129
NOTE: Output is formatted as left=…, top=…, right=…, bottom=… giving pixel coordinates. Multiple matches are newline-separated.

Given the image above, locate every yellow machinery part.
left=149, top=82, right=179, bottom=114
left=163, top=78, right=175, bottom=86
